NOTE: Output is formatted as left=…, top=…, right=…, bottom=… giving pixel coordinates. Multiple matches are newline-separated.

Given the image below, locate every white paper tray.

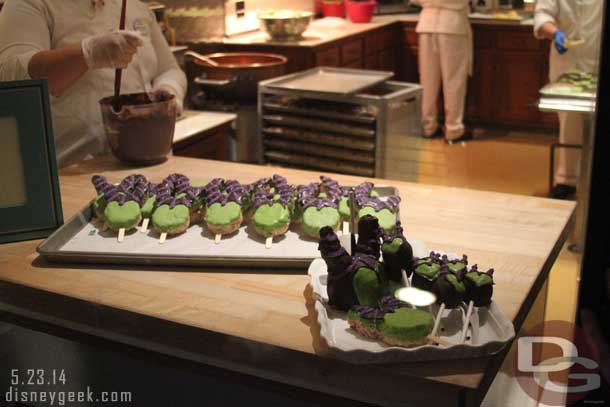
left=308, top=250, right=515, bottom=363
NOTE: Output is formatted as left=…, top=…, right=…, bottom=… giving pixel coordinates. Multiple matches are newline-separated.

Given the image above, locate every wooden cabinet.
left=315, top=46, right=341, bottom=67
left=173, top=123, right=231, bottom=161
left=341, top=38, right=363, bottom=65
left=400, top=22, right=555, bottom=129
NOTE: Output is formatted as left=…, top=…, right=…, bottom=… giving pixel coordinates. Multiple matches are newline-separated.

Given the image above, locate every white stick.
left=342, top=221, right=350, bottom=235
left=215, top=234, right=221, bottom=244
left=430, top=303, right=445, bottom=338
left=265, top=236, right=273, bottom=249
left=460, top=300, right=475, bottom=343
left=117, top=228, right=125, bottom=243
left=141, top=218, right=149, bottom=233
left=401, top=270, right=411, bottom=288
left=159, top=232, right=167, bottom=244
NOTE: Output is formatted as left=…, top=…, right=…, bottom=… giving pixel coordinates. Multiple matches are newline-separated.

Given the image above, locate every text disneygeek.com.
left=5, top=386, right=132, bottom=406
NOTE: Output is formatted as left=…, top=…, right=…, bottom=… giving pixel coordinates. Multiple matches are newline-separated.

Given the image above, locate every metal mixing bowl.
left=258, top=9, right=313, bottom=41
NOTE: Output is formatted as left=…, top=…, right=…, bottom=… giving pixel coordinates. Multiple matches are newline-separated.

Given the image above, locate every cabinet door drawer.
left=378, top=29, right=394, bottom=50
left=364, top=32, right=380, bottom=55
left=403, top=26, right=418, bottom=47
left=364, top=53, right=379, bottom=70
left=344, top=59, right=363, bottom=69
left=316, top=46, right=340, bottom=67
left=496, top=31, right=541, bottom=51
left=341, top=39, right=363, bottom=64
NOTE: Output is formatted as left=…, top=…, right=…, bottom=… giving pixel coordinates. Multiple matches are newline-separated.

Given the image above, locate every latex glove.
left=553, top=30, right=568, bottom=54
left=81, top=30, right=144, bottom=70
left=150, top=85, right=183, bottom=116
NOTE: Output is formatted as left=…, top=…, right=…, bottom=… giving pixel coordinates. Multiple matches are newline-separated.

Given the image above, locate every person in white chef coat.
left=534, top=0, right=602, bottom=199
left=411, top=0, right=472, bottom=143
left=0, top=0, right=187, bottom=168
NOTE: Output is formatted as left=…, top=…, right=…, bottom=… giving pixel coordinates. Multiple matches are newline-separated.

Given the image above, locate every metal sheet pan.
left=263, top=67, right=393, bottom=95
left=37, top=186, right=399, bottom=269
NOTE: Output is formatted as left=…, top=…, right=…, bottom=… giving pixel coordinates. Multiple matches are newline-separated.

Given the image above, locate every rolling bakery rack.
left=258, top=67, right=423, bottom=177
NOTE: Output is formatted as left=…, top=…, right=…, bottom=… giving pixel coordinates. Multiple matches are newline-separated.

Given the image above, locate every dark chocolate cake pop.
left=381, top=221, right=414, bottom=283
left=463, top=265, right=494, bottom=307
left=411, top=252, right=443, bottom=292
left=318, top=226, right=357, bottom=311
left=354, top=214, right=383, bottom=259
left=431, top=269, right=466, bottom=308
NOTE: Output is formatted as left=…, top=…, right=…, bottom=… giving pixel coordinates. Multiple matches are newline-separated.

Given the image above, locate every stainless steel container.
left=257, top=9, right=313, bottom=41
left=258, top=68, right=422, bottom=177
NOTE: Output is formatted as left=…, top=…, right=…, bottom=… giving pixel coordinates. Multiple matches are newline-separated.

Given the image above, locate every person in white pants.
left=534, top=0, right=602, bottom=199
left=412, top=0, right=472, bottom=143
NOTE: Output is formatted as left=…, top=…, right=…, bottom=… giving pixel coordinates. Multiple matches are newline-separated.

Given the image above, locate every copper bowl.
left=187, top=51, right=288, bottom=101
left=99, top=92, right=176, bottom=166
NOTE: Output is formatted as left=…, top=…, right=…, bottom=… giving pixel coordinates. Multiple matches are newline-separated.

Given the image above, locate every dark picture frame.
left=0, top=79, right=63, bottom=243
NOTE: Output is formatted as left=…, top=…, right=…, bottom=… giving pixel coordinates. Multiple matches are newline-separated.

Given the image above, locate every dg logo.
left=514, top=320, right=601, bottom=406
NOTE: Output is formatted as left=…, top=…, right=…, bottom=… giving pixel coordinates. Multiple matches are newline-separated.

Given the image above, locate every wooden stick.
left=117, top=228, right=125, bottom=243
left=101, top=222, right=109, bottom=232
left=460, top=300, right=475, bottom=343
left=215, top=234, right=221, bottom=244
left=159, top=232, right=167, bottom=244
left=265, top=236, right=273, bottom=249
left=342, top=221, right=349, bottom=235
left=428, top=335, right=451, bottom=347
left=141, top=218, right=149, bottom=233
left=430, top=303, right=445, bottom=338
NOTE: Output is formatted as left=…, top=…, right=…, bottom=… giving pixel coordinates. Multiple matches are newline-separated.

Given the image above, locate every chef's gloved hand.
left=553, top=30, right=568, bottom=54
left=81, top=30, right=144, bottom=70
left=150, top=84, right=183, bottom=116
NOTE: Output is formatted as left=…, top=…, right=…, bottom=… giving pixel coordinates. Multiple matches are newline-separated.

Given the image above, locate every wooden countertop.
left=205, top=14, right=534, bottom=48
left=0, top=156, right=574, bottom=406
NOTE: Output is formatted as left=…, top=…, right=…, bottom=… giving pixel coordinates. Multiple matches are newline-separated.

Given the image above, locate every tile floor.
left=388, top=125, right=582, bottom=407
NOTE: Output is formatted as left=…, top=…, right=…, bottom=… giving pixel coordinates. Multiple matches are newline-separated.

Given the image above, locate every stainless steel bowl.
left=258, top=9, right=313, bottom=41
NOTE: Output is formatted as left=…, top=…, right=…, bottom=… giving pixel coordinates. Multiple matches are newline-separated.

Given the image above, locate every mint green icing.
left=446, top=274, right=466, bottom=294
left=103, top=200, right=141, bottom=230
left=339, top=196, right=350, bottom=219
left=152, top=204, right=189, bottom=232
left=141, top=196, right=156, bottom=218
left=447, top=261, right=466, bottom=273
left=465, top=272, right=493, bottom=287
left=358, top=206, right=396, bottom=231
left=252, top=203, right=290, bottom=231
left=370, top=190, right=380, bottom=198
left=92, top=194, right=106, bottom=217
left=205, top=202, right=241, bottom=226
left=353, top=267, right=382, bottom=307
left=382, top=238, right=403, bottom=254
left=302, top=206, right=340, bottom=237
left=415, top=261, right=441, bottom=280
left=317, top=192, right=328, bottom=198
left=382, top=308, right=434, bottom=342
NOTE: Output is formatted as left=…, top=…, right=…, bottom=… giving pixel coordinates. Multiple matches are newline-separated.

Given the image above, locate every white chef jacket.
left=413, top=0, right=471, bottom=35
left=0, top=0, right=187, bottom=168
left=534, top=0, right=602, bottom=80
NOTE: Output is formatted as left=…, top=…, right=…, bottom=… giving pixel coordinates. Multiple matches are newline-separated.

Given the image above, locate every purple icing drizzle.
left=355, top=182, right=401, bottom=212
left=251, top=174, right=294, bottom=209
left=297, top=176, right=341, bottom=210
left=352, top=296, right=410, bottom=321
left=204, top=178, right=248, bottom=206
left=153, top=173, right=201, bottom=209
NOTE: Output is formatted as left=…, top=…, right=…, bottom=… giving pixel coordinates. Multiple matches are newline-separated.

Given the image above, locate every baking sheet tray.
left=263, top=67, right=393, bottom=96
left=37, top=186, right=399, bottom=269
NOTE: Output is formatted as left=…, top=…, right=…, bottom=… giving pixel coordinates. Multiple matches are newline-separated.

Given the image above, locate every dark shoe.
left=446, top=132, right=473, bottom=145
left=423, top=128, right=443, bottom=139
left=549, top=184, right=576, bottom=200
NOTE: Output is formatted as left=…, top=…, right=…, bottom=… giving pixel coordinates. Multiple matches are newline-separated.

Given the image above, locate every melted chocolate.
left=355, top=215, right=383, bottom=259
left=381, top=221, right=414, bottom=282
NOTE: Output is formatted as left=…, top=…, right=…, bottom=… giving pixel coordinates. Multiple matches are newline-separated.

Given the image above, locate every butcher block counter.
left=0, top=156, right=574, bottom=406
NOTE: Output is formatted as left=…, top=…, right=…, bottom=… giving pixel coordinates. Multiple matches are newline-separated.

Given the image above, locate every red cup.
left=346, top=0, right=377, bottom=23
left=322, top=1, right=346, bottom=18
